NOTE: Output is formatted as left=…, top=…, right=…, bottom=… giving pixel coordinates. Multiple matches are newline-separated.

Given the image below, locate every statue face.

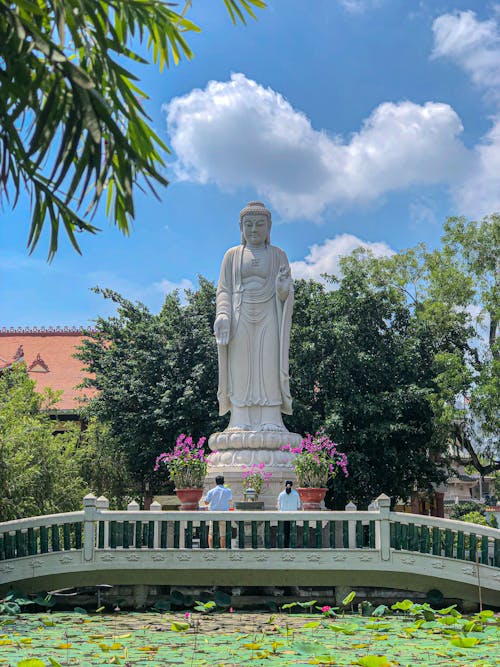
left=241, top=214, right=269, bottom=246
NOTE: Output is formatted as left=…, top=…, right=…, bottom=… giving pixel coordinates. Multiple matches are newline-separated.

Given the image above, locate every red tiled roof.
left=0, top=328, right=95, bottom=411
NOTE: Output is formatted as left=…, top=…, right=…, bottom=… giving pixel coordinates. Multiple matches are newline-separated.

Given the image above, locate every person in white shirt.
left=205, top=476, right=233, bottom=547
left=277, top=480, right=301, bottom=547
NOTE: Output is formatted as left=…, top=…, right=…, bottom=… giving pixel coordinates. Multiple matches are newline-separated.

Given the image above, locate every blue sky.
left=2, top=0, right=500, bottom=327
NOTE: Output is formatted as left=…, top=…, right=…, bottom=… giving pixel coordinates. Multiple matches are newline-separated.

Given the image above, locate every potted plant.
left=281, top=429, right=348, bottom=509
left=241, top=463, right=272, bottom=501
left=154, top=434, right=207, bottom=510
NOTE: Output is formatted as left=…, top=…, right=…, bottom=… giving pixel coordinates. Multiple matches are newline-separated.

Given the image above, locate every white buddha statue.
left=214, top=201, right=294, bottom=432
left=207, top=202, right=301, bottom=508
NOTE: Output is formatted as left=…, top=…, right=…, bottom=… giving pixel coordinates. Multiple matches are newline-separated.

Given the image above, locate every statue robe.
left=216, top=244, right=293, bottom=417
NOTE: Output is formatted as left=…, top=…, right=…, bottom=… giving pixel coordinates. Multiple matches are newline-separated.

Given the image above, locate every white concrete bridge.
left=1, top=494, right=499, bottom=606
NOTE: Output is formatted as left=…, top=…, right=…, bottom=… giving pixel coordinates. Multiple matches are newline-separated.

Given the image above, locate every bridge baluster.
left=251, top=521, right=258, bottom=549
left=27, top=527, right=36, bottom=555
left=432, top=527, right=441, bottom=556
left=199, top=521, right=207, bottom=549
left=393, top=522, right=401, bottom=550
left=469, top=534, right=477, bottom=562
left=444, top=529, right=453, bottom=558
left=15, top=530, right=24, bottom=557
left=213, top=521, right=220, bottom=549
left=316, top=520, right=323, bottom=548
left=264, top=521, right=271, bottom=548
left=237, top=521, right=245, bottom=549
left=75, top=523, right=82, bottom=549
left=98, top=522, right=105, bottom=549
left=40, top=526, right=49, bottom=553
left=277, top=521, right=284, bottom=548
left=342, top=521, right=348, bottom=549
left=186, top=521, right=193, bottom=549
left=135, top=521, right=143, bottom=548
left=481, top=535, right=489, bottom=565
left=148, top=521, right=155, bottom=549
left=369, top=521, right=376, bottom=548
left=51, top=525, right=60, bottom=552
left=63, top=524, right=71, bottom=550
left=290, top=521, right=297, bottom=548
left=0, top=533, right=4, bottom=560
left=303, top=520, right=310, bottom=549
left=225, top=521, right=232, bottom=549
left=495, top=539, right=500, bottom=567
left=400, top=523, right=408, bottom=550
left=173, top=521, right=180, bottom=548
left=122, top=521, right=130, bottom=548
left=329, top=520, right=335, bottom=548
left=110, top=521, right=117, bottom=548
left=420, top=525, right=430, bottom=553
left=457, top=531, right=465, bottom=560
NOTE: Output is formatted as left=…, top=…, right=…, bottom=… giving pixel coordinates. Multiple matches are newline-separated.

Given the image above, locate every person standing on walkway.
left=205, top=476, right=232, bottom=547
left=277, top=480, right=301, bottom=547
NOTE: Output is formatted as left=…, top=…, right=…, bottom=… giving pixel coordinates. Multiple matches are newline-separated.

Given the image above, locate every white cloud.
left=453, top=118, right=500, bottom=217
left=338, top=0, right=382, bottom=13
left=432, top=10, right=500, bottom=101
left=291, top=234, right=394, bottom=283
left=431, top=10, right=500, bottom=217
left=153, top=278, right=195, bottom=295
left=165, top=74, right=467, bottom=221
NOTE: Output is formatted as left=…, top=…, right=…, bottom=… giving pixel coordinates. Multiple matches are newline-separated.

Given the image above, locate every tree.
left=75, top=417, right=134, bottom=508
left=371, top=215, right=499, bottom=476
left=288, top=255, right=449, bottom=509
left=0, top=363, right=86, bottom=521
left=76, top=280, right=224, bottom=496
left=0, top=0, right=265, bottom=259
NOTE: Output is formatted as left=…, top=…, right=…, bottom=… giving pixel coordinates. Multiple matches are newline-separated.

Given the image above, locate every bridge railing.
left=389, top=511, right=500, bottom=567
left=1, top=494, right=499, bottom=568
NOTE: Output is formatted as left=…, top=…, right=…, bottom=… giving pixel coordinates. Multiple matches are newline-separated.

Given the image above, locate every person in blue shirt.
left=205, top=476, right=233, bottom=547
left=277, top=480, right=301, bottom=547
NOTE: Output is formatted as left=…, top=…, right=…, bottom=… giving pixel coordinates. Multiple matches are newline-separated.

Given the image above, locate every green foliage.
left=76, top=280, right=225, bottom=490
left=0, top=364, right=86, bottom=521
left=288, top=255, right=448, bottom=508
left=0, top=0, right=266, bottom=258
left=449, top=501, right=486, bottom=520
left=74, top=418, right=135, bottom=507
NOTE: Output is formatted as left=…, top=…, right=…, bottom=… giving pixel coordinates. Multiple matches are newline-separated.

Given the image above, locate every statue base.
left=205, top=430, right=302, bottom=510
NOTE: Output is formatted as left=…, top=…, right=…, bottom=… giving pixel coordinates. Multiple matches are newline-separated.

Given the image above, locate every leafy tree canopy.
left=0, top=0, right=265, bottom=259
left=368, top=214, right=499, bottom=476
left=0, top=363, right=85, bottom=521
left=76, top=280, right=225, bottom=492
left=289, top=256, right=449, bottom=509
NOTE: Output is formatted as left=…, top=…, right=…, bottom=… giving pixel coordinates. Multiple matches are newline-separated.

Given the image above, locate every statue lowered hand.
left=214, top=314, right=230, bottom=346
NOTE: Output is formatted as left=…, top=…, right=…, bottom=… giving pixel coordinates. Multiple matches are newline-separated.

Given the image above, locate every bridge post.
left=83, top=493, right=97, bottom=562
left=375, top=493, right=391, bottom=561
left=150, top=501, right=162, bottom=548
left=345, top=501, right=357, bottom=547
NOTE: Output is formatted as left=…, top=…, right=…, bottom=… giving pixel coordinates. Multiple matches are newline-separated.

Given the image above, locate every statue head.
left=239, top=201, right=271, bottom=246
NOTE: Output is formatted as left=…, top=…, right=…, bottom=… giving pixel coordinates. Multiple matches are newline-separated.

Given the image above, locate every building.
left=0, top=327, right=94, bottom=418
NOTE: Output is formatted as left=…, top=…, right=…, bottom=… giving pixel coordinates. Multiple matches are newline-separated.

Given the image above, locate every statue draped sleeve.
left=215, top=247, right=239, bottom=416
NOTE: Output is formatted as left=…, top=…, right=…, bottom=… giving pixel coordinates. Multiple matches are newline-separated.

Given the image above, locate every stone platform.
left=205, top=429, right=302, bottom=509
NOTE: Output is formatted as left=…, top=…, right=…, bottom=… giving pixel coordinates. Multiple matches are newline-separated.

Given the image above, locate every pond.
left=1, top=605, right=498, bottom=666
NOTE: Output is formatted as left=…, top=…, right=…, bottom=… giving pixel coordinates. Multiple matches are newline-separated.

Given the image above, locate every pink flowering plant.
left=281, top=428, right=348, bottom=487
left=241, top=463, right=272, bottom=495
left=154, top=434, right=207, bottom=488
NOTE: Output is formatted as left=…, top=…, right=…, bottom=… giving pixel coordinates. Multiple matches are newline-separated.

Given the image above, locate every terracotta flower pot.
left=297, top=487, right=327, bottom=510
left=175, top=488, right=203, bottom=510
